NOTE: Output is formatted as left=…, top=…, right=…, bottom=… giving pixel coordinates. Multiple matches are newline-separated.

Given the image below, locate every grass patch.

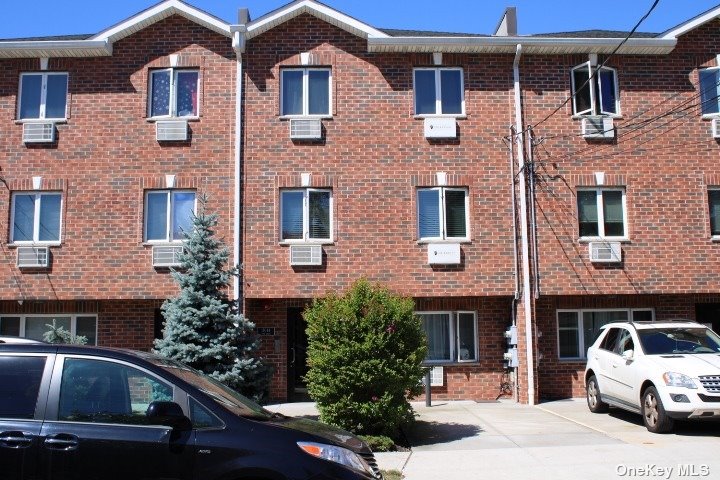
left=381, top=470, right=403, bottom=480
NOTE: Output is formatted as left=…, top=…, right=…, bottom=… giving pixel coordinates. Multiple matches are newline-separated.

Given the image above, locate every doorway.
left=696, top=303, right=720, bottom=333
left=287, top=307, right=310, bottom=401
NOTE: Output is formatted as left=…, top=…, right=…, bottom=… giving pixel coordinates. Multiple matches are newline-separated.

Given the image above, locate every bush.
left=304, top=279, right=428, bottom=438
left=359, top=435, right=395, bottom=452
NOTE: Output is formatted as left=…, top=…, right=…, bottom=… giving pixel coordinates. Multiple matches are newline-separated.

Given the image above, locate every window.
left=709, top=189, right=720, bottom=237
left=0, top=356, right=46, bottom=419
left=577, top=188, right=626, bottom=239
left=0, top=315, right=98, bottom=345
left=280, top=68, right=331, bottom=116
left=571, top=63, right=619, bottom=116
left=417, top=311, right=477, bottom=363
left=149, top=69, right=199, bottom=118
left=144, top=190, right=196, bottom=243
left=58, top=358, right=173, bottom=424
left=190, top=397, right=223, bottom=429
left=11, top=192, right=62, bottom=244
left=18, top=72, right=68, bottom=120
left=699, top=68, right=720, bottom=116
left=557, top=309, right=653, bottom=359
left=280, top=189, right=332, bottom=243
left=417, top=187, right=469, bottom=241
left=414, top=68, right=464, bottom=116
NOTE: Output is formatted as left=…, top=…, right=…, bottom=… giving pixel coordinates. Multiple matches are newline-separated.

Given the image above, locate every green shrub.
left=304, top=279, right=428, bottom=438
left=359, top=435, right=395, bottom=452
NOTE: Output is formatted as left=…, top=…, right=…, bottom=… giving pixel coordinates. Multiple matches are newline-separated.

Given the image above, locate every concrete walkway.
left=267, top=399, right=720, bottom=480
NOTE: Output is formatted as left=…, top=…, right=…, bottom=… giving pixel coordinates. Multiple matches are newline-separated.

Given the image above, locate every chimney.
left=494, top=7, right=517, bottom=36
left=238, top=8, right=250, bottom=25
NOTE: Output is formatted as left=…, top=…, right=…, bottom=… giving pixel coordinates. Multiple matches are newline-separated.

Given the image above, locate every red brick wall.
left=242, top=14, right=517, bottom=300
left=0, top=15, right=236, bottom=301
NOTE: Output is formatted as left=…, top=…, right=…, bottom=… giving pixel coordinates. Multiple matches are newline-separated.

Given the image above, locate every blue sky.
left=2, top=1, right=719, bottom=39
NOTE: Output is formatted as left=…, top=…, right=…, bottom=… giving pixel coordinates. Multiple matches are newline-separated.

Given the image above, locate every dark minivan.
left=0, top=343, right=382, bottom=480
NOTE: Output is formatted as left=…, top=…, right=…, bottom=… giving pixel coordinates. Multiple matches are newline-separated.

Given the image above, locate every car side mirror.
left=146, top=401, right=192, bottom=431
left=621, top=349, right=634, bottom=361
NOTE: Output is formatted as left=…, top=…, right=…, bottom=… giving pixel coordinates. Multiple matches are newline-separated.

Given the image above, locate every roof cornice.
left=660, top=4, right=720, bottom=39
left=0, top=40, right=112, bottom=59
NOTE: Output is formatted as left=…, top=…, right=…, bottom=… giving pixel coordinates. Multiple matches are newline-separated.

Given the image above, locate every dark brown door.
left=696, top=304, right=720, bottom=333
left=287, top=308, right=310, bottom=401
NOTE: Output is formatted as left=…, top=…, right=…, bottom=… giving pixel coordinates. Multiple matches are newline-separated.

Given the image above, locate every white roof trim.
left=89, top=0, right=231, bottom=43
left=368, top=36, right=677, bottom=55
left=246, top=0, right=389, bottom=40
left=661, top=5, right=720, bottom=39
left=0, top=40, right=112, bottom=59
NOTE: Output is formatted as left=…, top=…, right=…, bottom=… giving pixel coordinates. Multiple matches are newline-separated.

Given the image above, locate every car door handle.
left=44, top=434, right=79, bottom=451
left=0, top=431, right=33, bottom=449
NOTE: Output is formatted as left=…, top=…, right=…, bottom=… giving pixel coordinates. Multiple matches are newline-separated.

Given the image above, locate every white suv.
left=584, top=320, right=720, bottom=433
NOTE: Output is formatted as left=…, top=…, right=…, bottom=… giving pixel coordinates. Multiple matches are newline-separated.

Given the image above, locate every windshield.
left=638, top=327, right=720, bottom=355
left=142, top=354, right=271, bottom=420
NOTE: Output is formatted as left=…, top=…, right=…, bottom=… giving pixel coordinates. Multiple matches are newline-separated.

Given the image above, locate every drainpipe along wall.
left=513, top=44, right=536, bottom=405
left=232, top=12, right=248, bottom=302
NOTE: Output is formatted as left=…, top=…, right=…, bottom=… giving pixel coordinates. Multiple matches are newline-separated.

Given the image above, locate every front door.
left=287, top=308, right=309, bottom=401
left=696, top=303, right=720, bottom=333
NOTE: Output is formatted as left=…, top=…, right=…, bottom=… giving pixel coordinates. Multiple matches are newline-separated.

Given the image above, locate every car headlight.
left=298, top=442, right=374, bottom=476
left=662, top=372, right=698, bottom=389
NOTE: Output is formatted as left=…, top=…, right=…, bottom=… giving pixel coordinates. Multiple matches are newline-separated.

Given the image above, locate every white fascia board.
left=89, top=0, right=231, bottom=43
left=0, top=40, right=112, bottom=58
left=367, top=36, right=677, bottom=55
left=661, top=6, right=720, bottom=39
left=246, top=0, right=389, bottom=40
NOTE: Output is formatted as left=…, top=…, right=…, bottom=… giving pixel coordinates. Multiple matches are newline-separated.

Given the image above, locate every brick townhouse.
left=4, top=0, right=720, bottom=405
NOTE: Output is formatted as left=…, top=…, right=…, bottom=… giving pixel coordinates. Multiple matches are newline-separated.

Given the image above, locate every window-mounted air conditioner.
left=16, top=246, right=50, bottom=268
left=156, top=120, right=188, bottom=142
left=152, top=245, right=184, bottom=267
left=23, top=122, right=55, bottom=144
left=712, top=118, right=720, bottom=139
left=581, top=116, right=614, bottom=140
left=289, top=245, right=322, bottom=266
left=289, top=119, right=322, bottom=140
left=588, top=241, right=622, bottom=263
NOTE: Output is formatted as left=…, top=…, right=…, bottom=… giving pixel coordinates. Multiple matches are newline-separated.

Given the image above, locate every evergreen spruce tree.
left=154, top=195, right=270, bottom=402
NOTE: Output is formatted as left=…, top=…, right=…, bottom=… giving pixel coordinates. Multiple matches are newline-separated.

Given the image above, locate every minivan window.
left=0, top=356, right=46, bottom=419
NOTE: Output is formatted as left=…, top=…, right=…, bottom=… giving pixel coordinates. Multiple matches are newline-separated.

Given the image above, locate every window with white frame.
left=557, top=309, right=653, bottom=359
left=149, top=69, right=199, bottom=118
left=144, top=190, right=196, bottom=243
left=570, top=63, right=619, bottom=116
left=413, top=68, right=464, bottom=116
left=0, top=314, right=98, bottom=345
left=417, top=311, right=477, bottom=363
left=417, top=187, right=469, bottom=241
left=18, top=72, right=68, bottom=120
left=699, top=68, right=720, bottom=116
left=280, top=68, right=331, bottom=117
left=11, top=192, right=62, bottom=244
left=709, top=188, right=720, bottom=237
left=577, top=188, right=626, bottom=239
left=280, top=189, right=332, bottom=243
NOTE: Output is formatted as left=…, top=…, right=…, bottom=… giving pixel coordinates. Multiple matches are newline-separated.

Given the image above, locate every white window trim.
left=577, top=187, right=628, bottom=241
left=709, top=187, right=720, bottom=240
left=417, top=310, right=478, bottom=364
left=556, top=308, right=654, bottom=360
left=1, top=314, right=98, bottom=345
left=413, top=67, right=465, bottom=117
left=279, top=188, right=333, bottom=244
left=147, top=68, right=201, bottom=120
left=570, top=63, right=620, bottom=117
left=143, top=190, right=197, bottom=244
left=699, top=67, right=720, bottom=119
left=279, top=68, right=333, bottom=118
left=417, top=187, right=470, bottom=243
left=17, top=72, right=69, bottom=121
left=9, top=192, right=63, bottom=246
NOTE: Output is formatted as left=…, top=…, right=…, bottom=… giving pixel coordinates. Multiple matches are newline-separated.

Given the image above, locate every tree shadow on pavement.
left=406, top=421, right=483, bottom=447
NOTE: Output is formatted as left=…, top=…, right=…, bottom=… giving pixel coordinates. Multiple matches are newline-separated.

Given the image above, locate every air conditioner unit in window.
left=588, top=241, right=622, bottom=263
left=156, top=120, right=188, bottom=141
left=289, top=245, right=322, bottom=266
left=581, top=116, right=614, bottom=139
left=421, top=366, right=444, bottom=387
left=152, top=245, right=184, bottom=267
left=23, top=122, right=55, bottom=143
left=424, top=118, right=457, bottom=139
left=289, top=119, right=322, bottom=140
left=712, top=118, right=720, bottom=139
left=16, top=246, right=50, bottom=268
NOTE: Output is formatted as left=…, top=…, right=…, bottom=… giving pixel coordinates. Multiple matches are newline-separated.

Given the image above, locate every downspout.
left=513, top=44, right=535, bottom=405
left=509, top=125, right=519, bottom=403
left=231, top=17, right=247, bottom=302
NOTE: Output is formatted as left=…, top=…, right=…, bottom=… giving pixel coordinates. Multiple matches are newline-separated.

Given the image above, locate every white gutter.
left=232, top=27, right=246, bottom=301
left=513, top=44, right=535, bottom=405
left=0, top=40, right=112, bottom=58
